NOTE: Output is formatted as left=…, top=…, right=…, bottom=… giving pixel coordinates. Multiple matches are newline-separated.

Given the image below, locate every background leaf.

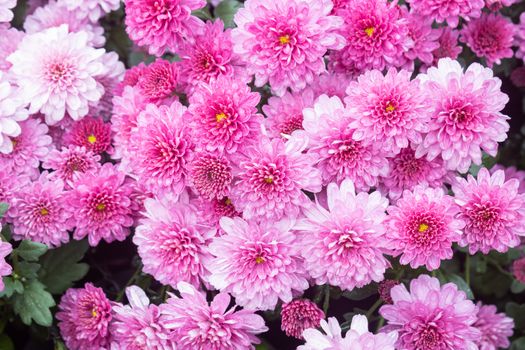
left=16, top=241, right=48, bottom=262
left=214, top=0, right=242, bottom=28
left=12, top=280, right=55, bottom=327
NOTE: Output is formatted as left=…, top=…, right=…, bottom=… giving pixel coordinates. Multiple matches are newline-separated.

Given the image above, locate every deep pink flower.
left=63, top=117, right=112, bottom=154
left=0, top=169, right=30, bottom=221
left=232, top=0, right=345, bottom=95
left=401, top=12, right=440, bottom=69
left=43, top=146, right=101, bottom=186
left=194, top=196, right=242, bottom=229
left=0, top=71, right=29, bottom=154
left=406, top=0, right=484, bottom=27
left=231, top=134, right=322, bottom=221
left=452, top=167, right=525, bottom=254
left=517, top=13, right=525, bottom=62
left=188, top=152, right=232, bottom=200
left=416, top=58, right=509, bottom=173
left=378, top=280, right=398, bottom=304
left=188, top=76, right=262, bottom=154
left=67, top=163, right=136, bottom=246
left=428, top=27, right=463, bottom=68
left=472, top=302, right=514, bottom=350
left=56, top=283, right=112, bottom=350
left=345, top=68, right=430, bottom=155
left=484, top=0, right=516, bottom=9
left=460, top=13, right=516, bottom=67
left=0, top=0, right=15, bottom=22
left=281, top=299, right=325, bottom=339
left=58, top=0, right=121, bottom=22
left=296, top=179, right=390, bottom=291
left=0, top=240, right=11, bottom=292
left=0, top=24, right=24, bottom=71
left=136, top=59, right=179, bottom=104
left=302, top=95, right=389, bottom=191
left=114, top=63, right=146, bottom=96
left=162, top=281, right=268, bottom=349
left=380, top=275, right=480, bottom=350
left=111, top=286, right=176, bottom=350
left=513, top=257, right=525, bottom=283
left=133, top=195, right=215, bottom=288
left=130, top=101, right=194, bottom=198
left=385, top=186, right=464, bottom=270
left=208, top=216, right=309, bottom=310
left=124, top=0, right=205, bottom=56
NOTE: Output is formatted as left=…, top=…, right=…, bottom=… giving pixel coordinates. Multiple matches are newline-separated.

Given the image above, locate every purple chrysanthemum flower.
left=472, top=302, right=514, bottom=350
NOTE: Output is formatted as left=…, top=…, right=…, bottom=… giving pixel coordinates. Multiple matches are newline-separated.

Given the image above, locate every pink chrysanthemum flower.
left=263, top=89, right=315, bottom=139
left=24, top=2, right=105, bottom=47
left=90, top=52, right=125, bottom=119
left=180, top=20, right=247, bottom=94
left=0, top=118, right=53, bottom=178
left=379, top=146, right=451, bottom=201
left=63, top=117, right=112, bottom=154
left=472, top=302, right=514, bottom=350
left=0, top=71, right=29, bottom=154
left=452, top=167, right=525, bottom=254
left=9, top=174, right=72, bottom=247
left=416, top=58, right=509, bottom=173
left=114, top=63, right=146, bottom=96
left=0, top=24, right=24, bottom=71
left=296, top=179, right=390, bottom=290
left=401, top=12, right=440, bottom=69
left=511, top=67, right=525, bottom=88
left=130, top=101, right=194, bottom=198
left=517, top=14, right=525, bottom=62
left=163, top=281, right=267, bottom=349
left=56, top=283, right=112, bottom=350
left=310, top=73, right=350, bottom=101
left=302, top=95, right=389, bottom=191
left=0, top=240, right=11, bottom=292
left=57, top=0, right=121, bottom=22
left=385, top=186, right=464, bottom=270
left=232, top=0, right=345, bottom=95
left=136, top=59, right=179, bottom=104
left=380, top=275, right=480, bottom=350
left=208, top=216, right=309, bottom=310
left=7, top=25, right=107, bottom=124
left=281, top=299, right=325, bottom=339
left=43, top=146, right=101, bottom=186
left=231, top=135, right=322, bottom=221
left=195, top=196, right=241, bottom=229
left=110, top=286, right=176, bottom=350
left=378, top=279, right=398, bottom=304
left=67, top=163, right=135, bottom=246
left=0, top=0, right=15, bottom=22
left=513, top=257, right=525, bottom=283
left=188, top=76, right=262, bottom=154
left=188, top=152, right=232, bottom=200
left=134, top=196, right=215, bottom=288
left=429, top=27, right=463, bottom=68
left=460, top=13, right=516, bottom=67
left=299, top=316, right=397, bottom=350
left=0, top=169, right=30, bottom=220
left=330, top=0, right=410, bottom=74
left=124, top=0, right=205, bottom=56
left=345, top=68, right=430, bottom=155
left=406, top=0, right=484, bottom=28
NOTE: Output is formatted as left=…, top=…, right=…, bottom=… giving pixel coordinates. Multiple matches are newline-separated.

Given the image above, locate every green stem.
left=376, top=317, right=385, bottom=333
left=366, top=298, right=383, bottom=319
left=323, top=285, right=330, bottom=315
left=116, top=263, right=142, bottom=302
left=465, top=254, right=471, bottom=286
left=160, top=285, right=171, bottom=302
left=486, top=257, right=514, bottom=278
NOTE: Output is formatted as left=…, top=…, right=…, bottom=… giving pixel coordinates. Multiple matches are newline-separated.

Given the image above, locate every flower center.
left=91, top=308, right=98, bottom=318
left=87, top=134, right=97, bottom=144
left=40, top=208, right=49, bottom=216
left=418, top=223, right=429, bottom=232
left=215, top=112, right=227, bottom=123
left=95, top=203, right=106, bottom=212
left=224, top=197, right=232, bottom=205
left=264, top=176, right=274, bottom=184
left=385, top=102, right=395, bottom=113
left=279, top=35, right=290, bottom=45
left=364, top=26, right=375, bottom=37
left=255, top=256, right=265, bottom=264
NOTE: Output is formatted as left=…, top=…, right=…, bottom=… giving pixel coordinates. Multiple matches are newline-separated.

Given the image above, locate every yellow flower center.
left=40, top=208, right=49, bottom=216
left=95, top=203, right=106, bottom=212
left=91, top=308, right=98, bottom=317
left=418, top=223, right=429, bottom=232
left=385, top=103, right=395, bottom=112
left=87, top=134, right=97, bottom=144
left=255, top=256, right=265, bottom=264
left=264, top=176, right=274, bottom=184
left=224, top=197, right=232, bottom=205
left=215, top=112, right=227, bottom=123
left=279, top=35, right=290, bottom=45
left=364, top=26, right=375, bottom=37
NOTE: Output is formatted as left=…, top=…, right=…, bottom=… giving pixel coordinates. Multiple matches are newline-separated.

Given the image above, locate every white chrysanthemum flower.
left=0, top=0, right=16, bottom=23
left=57, top=0, right=121, bottom=22
left=0, top=71, right=29, bottom=154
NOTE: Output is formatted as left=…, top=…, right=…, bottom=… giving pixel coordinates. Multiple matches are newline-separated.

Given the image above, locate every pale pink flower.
left=491, top=165, right=525, bottom=193
left=0, top=24, right=24, bottom=71
left=406, top=0, right=484, bottom=27
left=43, top=146, right=101, bottom=186
left=208, top=216, right=309, bottom=311
left=302, top=95, right=389, bottom=191
left=281, top=299, right=324, bottom=339
left=7, top=25, right=106, bottom=124
left=472, top=302, right=514, bottom=350
left=57, top=0, right=121, bottom=22
left=385, top=186, right=464, bottom=270
left=162, top=281, right=268, bottom=349
left=136, top=59, right=179, bottom=104
left=232, top=0, right=345, bottom=95
left=124, top=0, right=205, bottom=56
left=0, top=0, right=15, bottom=22
left=188, top=152, right=232, bottom=200
left=416, top=58, right=509, bottom=173
left=380, top=275, right=480, bottom=350
left=0, top=71, right=29, bottom=154
left=0, top=240, right=11, bottom=292
left=90, top=52, right=125, bottom=119
left=63, top=117, right=112, bottom=155
left=310, top=73, right=350, bottom=101
left=296, top=179, right=390, bottom=291
left=401, top=12, right=440, bottom=68
left=513, top=257, right=525, bottom=283
left=429, top=27, right=463, bottom=68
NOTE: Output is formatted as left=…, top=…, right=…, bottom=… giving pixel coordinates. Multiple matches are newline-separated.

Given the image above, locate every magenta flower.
left=114, top=63, right=146, bottom=96
left=232, top=0, right=345, bottom=95
left=385, top=186, right=464, bottom=270
left=401, top=12, right=440, bottom=69
left=517, top=13, right=525, bottom=62
left=0, top=240, right=12, bottom=292
left=513, top=257, right=525, bottom=284
left=56, top=283, right=112, bottom=350
left=0, top=71, right=29, bottom=154
left=302, top=95, right=389, bottom=191
left=452, top=167, right=525, bottom=254
left=188, top=152, right=232, bottom=200
left=136, top=59, right=179, bottom=104
left=111, top=286, right=176, bottom=350
left=124, top=0, right=205, bottom=56
left=460, top=13, right=516, bottom=67
left=194, top=196, right=241, bottom=229
left=281, top=299, right=325, bottom=339
left=43, top=146, right=101, bottom=186
left=472, top=302, right=514, bottom=350
left=67, top=163, right=136, bottom=246
left=0, top=0, right=15, bottom=22
left=296, top=179, right=390, bottom=291
left=345, top=68, right=430, bottom=155
left=130, top=101, right=194, bottom=198
left=133, top=196, right=215, bottom=289
left=9, top=174, right=72, bottom=247
left=231, top=135, right=322, bottom=221
left=0, top=169, right=30, bottom=221
left=378, top=280, right=398, bottom=304
left=188, top=76, right=262, bottom=154
left=416, top=58, right=509, bottom=173
left=406, top=0, right=484, bottom=27
left=162, top=281, right=268, bottom=349
left=484, top=0, right=516, bottom=9
left=208, top=216, right=309, bottom=310
left=380, top=275, right=480, bottom=350
left=429, top=27, right=463, bottom=68
left=63, top=117, right=112, bottom=155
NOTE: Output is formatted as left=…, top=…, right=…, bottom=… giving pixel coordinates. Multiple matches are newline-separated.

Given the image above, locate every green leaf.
left=16, top=241, right=48, bottom=262
left=506, top=302, right=525, bottom=330
left=342, top=283, right=378, bottom=301
left=0, top=277, right=23, bottom=298
left=442, top=273, right=474, bottom=299
left=17, top=262, right=40, bottom=279
left=214, top=0, right=242, bottom=28
left=12, top=280, right=55, bottom=327
left=192, top=7, right=213, bottom=20
left=0, top=334, right=14, bottom=350
left=511, top=280, right=525, bottom=294
left=38, top=239, right=89, bottom=294
left=0, top=203, right=8, bottom=218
